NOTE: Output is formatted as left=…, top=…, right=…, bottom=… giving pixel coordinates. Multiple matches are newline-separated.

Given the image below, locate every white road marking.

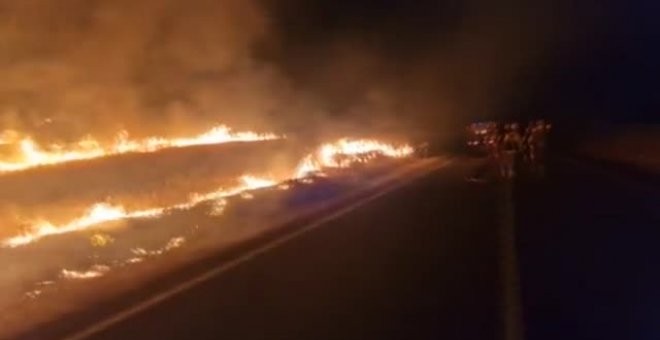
left=63, top=159, right=447, bottom=340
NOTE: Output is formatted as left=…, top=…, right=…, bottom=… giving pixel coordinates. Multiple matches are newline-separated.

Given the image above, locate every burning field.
left=0, top=124, right=417, bottom=337
left=0, top=0, right=591, bottom=336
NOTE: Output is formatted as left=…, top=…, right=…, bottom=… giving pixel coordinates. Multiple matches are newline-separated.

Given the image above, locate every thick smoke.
left=0, top=0, right=284, bottom=141
left=0, top=0, right=585, bottom=144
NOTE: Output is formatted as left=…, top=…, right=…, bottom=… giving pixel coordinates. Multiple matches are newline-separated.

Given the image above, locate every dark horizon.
left=265, top=0, right=659, bottom=124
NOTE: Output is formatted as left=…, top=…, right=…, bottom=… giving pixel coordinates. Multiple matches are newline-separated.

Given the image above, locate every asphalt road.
left=516, top=159, right=660, bottom=340
left=21, top=157, right=660, bottom=340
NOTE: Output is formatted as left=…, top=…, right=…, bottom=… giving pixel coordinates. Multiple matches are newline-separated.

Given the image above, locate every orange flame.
left=0, top=125, right=280, bottom=172
left=60, top=265, right=111, bottom=280
left=295, top=138, right=414, bottom=177
left=1, top=138, right=413, bottom=248
left=2, top=175, right=279, bottom=247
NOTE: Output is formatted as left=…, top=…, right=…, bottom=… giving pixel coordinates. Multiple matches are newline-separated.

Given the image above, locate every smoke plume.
left=0, top=0, right=280, bottom=141
left=0, top=0, right=586, bottom=143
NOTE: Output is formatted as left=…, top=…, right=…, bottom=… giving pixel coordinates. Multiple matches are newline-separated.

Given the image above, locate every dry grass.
left=0, top=140, right=308, bottom=238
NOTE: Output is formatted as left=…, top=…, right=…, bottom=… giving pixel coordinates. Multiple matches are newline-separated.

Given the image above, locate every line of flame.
left=60, top=265, right=111, bottom=280
left=2, top=175, right=278, bottom=248
left=0, top=125, right=280, bottom=172
left=1, top=138, right=413, bottom=248
left=295, top=138, right=414, bottom=178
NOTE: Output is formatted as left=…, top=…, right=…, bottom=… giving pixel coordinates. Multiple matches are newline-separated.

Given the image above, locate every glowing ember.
left=90, top=233, right=115, bottom=247
left=126, top=236, right=186, bottom=260
left=164, top=237, right=186, bottom=251
left=208, top=199, right=228, bottom=216
left=240, top=192, right=255, bottom=200
left=25, top=290, right=43, bottom=299
left=125, top=258, right=144, bottom=264
left=0, top=125, right=279, bottom=172
left=60, top=265, right=111, bottom=280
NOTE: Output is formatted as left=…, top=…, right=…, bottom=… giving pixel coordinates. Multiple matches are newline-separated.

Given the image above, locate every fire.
left=90, top=233, right=115, bottom=247
left=240, top=175, right=277, bottom=189
left=0, top=138, right=413, bottom=248
left=60, top=265, right=111, bottom=280
left=295, top=138, right=414, bottom=177
left=184, top=175, right=279, bottom=205
left=3, top=203, right=164, bottom=247
left=128, top=237, right=186, bottom=259
left=0, top=125, right=279, bottom=172
left=2, top=175, right=279, bottom=248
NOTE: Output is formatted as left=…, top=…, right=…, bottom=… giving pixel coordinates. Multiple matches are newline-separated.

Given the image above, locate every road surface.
left=19, top=157, right=660, bottom=340
left=516, top=159, right=660, bottom=340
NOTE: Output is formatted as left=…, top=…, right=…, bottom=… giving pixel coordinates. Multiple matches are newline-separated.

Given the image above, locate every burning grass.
left=0, top=136, right=419, bottom=339
left=0, top=137, right=413, bottom=246
left=0, top=125, right=279, bottom=173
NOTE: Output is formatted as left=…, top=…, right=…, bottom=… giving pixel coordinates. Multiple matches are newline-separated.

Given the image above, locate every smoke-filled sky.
left=0, top=0, right=654, bottom=142
left=0, top=0, right=279, bottom=140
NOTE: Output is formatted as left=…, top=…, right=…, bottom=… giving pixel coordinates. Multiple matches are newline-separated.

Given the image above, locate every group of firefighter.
left=467, top=120, right=552, bottom=179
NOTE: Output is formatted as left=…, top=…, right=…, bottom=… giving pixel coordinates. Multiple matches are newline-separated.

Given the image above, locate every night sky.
left=522, top=1, right=660, bottom=123
left=265, top=0, right=660, bottom=125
